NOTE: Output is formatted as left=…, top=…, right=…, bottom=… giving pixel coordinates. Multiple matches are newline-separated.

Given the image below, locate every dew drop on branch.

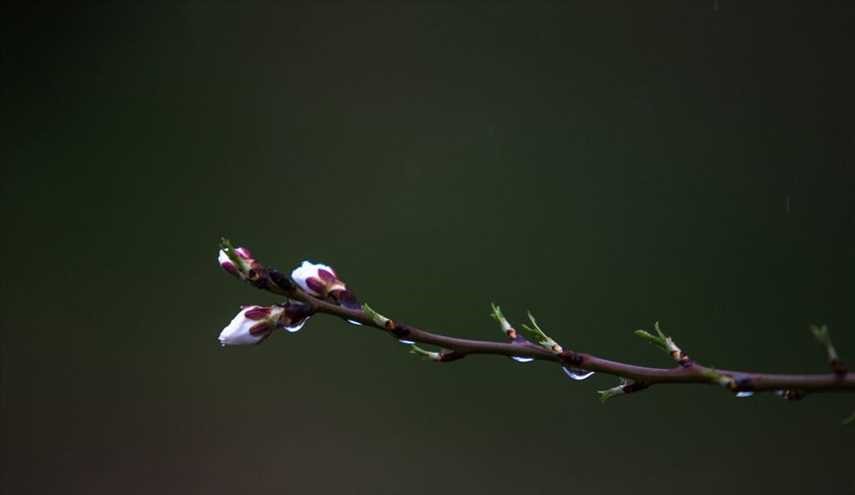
left=285, top=318, right=309, bottom=333
left=398, top=339, right=415, bottom=345
left=346, top=319, right=363, bottom=326
left=511, top=356, right=534, bottom=363
left=561, top=366, right=594, bottom=381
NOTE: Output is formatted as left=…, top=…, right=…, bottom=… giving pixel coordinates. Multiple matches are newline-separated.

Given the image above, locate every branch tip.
left=597, top=379, right=647, bottom=403
left=362, top=303, right=391, bottom=328
left=410, top=344, right=442, bottom=362
left=810, top=324, right=846, bottom=374
left=521, top=311, right=563, bottom=353
left=635, top=322, right=689, bottom=366
left=490, top=303, right=515, bottom=337
left=597, top=381, right=628, bottom=403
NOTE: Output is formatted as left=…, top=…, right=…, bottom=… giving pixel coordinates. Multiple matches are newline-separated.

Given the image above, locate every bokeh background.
left=3, top=1, right=854, bottom=493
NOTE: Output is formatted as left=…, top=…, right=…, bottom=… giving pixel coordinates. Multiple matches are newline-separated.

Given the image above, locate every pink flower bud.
left=219, top=305, right=284, bottom=346
left=218, top=250, right=239, bottom=276
left=217, top=246, right=258, bottom=280
left=291, top=261, right=345, bottom=297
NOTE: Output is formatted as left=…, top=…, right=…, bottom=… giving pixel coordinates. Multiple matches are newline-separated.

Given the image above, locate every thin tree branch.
left=295, top=291, right=855, bottom=395
left=216, top=239, right=855, bottom=408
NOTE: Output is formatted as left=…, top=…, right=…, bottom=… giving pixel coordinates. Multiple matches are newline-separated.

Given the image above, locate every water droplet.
left=735, top=391, right=754, bottom=398
left=511, top=356, right=534, bottom=363
left=561, top=366, right=594, bottom=381
left=346, top=319, right=363, bottom=326
left=398, top=339, right=415, bottom=345
left=285, top=317, right=310, bottom=333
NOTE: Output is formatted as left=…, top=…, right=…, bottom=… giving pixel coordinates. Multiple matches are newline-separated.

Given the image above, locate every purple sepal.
left=220, top=261, right=239, bottom=276
left=244, top=307, right=271, bottom=320
left=234, top=247, right=253, bottom=259
left=249, top=321, right=272, bottom=337
left=333, top=289, right=361, bottom=310
left=306, top=277, right=326, bottom=294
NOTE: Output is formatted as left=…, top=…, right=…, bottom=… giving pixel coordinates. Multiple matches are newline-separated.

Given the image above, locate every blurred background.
left=3, top=1, right=854, bottom=493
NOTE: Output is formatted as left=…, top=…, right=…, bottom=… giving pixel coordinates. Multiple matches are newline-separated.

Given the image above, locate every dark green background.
left=3, top=2, right=854, bottom=493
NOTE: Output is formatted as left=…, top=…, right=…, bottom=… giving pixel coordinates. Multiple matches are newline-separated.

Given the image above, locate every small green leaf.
left=654, top=321, right=667, bottom=341
left=490, top=303, right=513, bottom=334
left=410, top=344, right=440, bottom=361
left=362, top=303, right=390, bottom=327
left=810, top=324, right=840, bottom=362
left=597, top=380, right=628, bottom=403
left=810, top=324, right=829, bottom=344
left=219, top=237, right=244, bottom=268
left=520, top=311, right=562, bottom=352
left=634, top=329, right=668, bottom=352
left=489, top=303, right=504, bottom=322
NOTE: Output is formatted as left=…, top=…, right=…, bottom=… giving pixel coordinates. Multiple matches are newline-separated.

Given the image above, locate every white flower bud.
left=290, top=261, right=343, bottom=296
left=218, top=305, right=283, bottom=346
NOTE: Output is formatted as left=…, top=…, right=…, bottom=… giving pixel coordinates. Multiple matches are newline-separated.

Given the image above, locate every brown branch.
left=295, top=292, right=855, bottom=396
left=216, top=239, right=854, bottom=406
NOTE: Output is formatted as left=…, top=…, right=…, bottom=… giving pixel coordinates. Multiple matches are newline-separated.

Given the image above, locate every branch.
left=215, top=239, right=854, bottom=419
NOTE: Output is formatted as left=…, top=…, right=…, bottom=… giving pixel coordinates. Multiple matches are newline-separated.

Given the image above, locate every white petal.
left=219, top=307, right=265, bottom=346
left=290, top=260, right=335, bottom=296
left=234, top=247, right=253, bottom=259
left=217, top=249, right=231, bottom=265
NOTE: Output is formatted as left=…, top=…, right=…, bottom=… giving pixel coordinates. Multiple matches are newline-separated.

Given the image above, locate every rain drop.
left=735, top=391, right=754, bottom=398
left=398, top=339, right=415, bottom=345
left=346, top=319, right=363, bottom=326
left=285, top=318, right=310, bottom=333
left=561, top=366, right=594, bottom=381
left=511, top=356, right=534, bottom=363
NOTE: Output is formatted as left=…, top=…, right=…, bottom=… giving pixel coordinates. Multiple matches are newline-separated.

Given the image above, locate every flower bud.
left=219, top=304, right=283, bottom=346
left=290, top=261, right=360, bottom=309
left=218, top=249, right=239, bottom=276
left=218, top=245, right=256, bottom=280
left=218, top=301, right=317, bottom=346
left=291, top=261, right=341, bottom=294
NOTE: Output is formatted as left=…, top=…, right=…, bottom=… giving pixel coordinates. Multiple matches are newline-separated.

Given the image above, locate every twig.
left=215, top=239, right=855, bottom=412
left=298, top=293, right=855, bottom=394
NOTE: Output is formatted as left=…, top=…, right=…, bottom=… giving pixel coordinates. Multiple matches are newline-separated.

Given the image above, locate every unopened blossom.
left=291, top=261, right=342, bottom=295
left=219, top=305, right=282, bottom=346
left=290, top=261, right=360, bottom=309
left=218, top=301, right=315, bottom=346
left=218, top=246, right=256, bottom=280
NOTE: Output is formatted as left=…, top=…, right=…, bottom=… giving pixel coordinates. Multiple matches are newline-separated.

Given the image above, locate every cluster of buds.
left=217, top=241, right=363, bottom=345
left=219, top=301, right=313, bottom=346
left=218, top=239, right=295, bottom=295
left=291, top=261, right=360, bottom=310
